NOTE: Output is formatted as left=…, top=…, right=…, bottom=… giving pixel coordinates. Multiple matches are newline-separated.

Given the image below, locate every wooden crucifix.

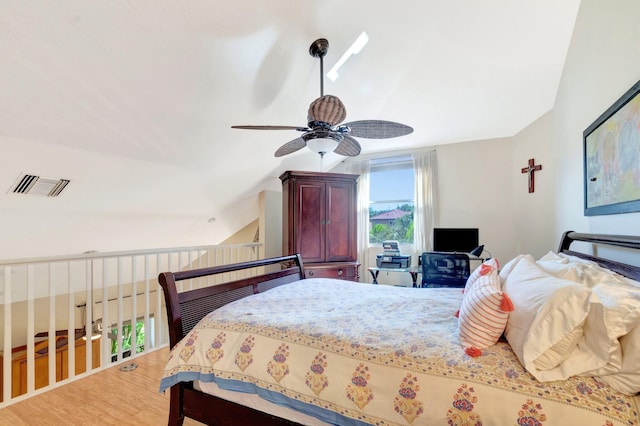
left=521, top=158, right=542, bottom=193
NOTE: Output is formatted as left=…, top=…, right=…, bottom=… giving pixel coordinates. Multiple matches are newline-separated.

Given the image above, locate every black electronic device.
left=376, top=254, right=411, bottom=269
left=433, top=228, right=479, bottom=253
left=469, top=245, right=484, bottom=256
left=376, top=240, right=411, bottom=268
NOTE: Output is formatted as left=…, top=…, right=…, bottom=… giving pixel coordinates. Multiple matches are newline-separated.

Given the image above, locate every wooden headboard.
left=558, top=231, right=640, bottom=281
left=158, top=254, right=304, bottom=348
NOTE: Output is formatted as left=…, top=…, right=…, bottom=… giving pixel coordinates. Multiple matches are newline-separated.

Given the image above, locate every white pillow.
left=585, top=279, right=640, bottom=394
left=536, top=252, right=582, bottom=283
left=538, top=250, right=570, bottom=264
left=535, top=254, right=640, bottom=394
left=498, top=254, right=529, bottom=282
left=597, top=324, right=640, bottom=394
left=502, top=255, right=601, bottom=381
left=537, top=253, right=627, bottom=288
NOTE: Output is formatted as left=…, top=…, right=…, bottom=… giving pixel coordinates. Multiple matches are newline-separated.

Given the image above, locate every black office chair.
left=421, top=252, right=471, bottom=288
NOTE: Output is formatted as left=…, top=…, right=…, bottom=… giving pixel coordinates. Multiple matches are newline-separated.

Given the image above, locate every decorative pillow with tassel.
left=464, top=258, right=500, bottom=294
left=458, top=262, right=514, bottom=356
left=455, top=257, right=501, bottom=317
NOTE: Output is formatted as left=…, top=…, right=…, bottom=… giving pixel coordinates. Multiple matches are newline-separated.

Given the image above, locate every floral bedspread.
left=160, top=278, right=639, bottom=426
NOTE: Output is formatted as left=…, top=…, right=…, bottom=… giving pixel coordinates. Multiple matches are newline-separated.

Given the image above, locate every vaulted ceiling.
left=0, top=1, right=581, bottom=258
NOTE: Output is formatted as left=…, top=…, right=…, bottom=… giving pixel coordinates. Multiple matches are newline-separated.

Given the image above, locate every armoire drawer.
left=304, top=262, right=360, bottom=282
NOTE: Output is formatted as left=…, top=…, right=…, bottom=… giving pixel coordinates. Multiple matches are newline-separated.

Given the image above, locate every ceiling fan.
left=231, top=38, right=414, bottom=158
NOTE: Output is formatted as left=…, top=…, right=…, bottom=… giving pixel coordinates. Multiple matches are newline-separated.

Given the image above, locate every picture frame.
left=583, top=79, right=640, bottom=216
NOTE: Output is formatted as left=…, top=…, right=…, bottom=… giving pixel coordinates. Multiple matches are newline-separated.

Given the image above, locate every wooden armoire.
left=280, top=170, right=360, bottom=281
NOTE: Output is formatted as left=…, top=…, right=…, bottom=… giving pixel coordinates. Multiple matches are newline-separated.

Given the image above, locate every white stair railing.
left=0, top=242, right=261, bottom=407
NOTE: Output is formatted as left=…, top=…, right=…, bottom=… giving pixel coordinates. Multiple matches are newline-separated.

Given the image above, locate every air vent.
left=11, top=174, right=70, bottom=197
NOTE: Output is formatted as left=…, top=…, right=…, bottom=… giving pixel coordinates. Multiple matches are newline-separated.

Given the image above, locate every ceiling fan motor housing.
left=307, top=95, right=346, bottom=126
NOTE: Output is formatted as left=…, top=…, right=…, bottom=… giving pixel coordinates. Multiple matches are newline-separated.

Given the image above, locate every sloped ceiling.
left=0, top=1, right=581, bottom=259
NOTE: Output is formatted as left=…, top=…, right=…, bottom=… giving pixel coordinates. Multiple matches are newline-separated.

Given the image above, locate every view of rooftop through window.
left=369, top=155, right=415, bottom=244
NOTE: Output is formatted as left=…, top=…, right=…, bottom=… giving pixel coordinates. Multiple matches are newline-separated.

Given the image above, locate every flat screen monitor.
left=433, top=228, right=479, bottom=253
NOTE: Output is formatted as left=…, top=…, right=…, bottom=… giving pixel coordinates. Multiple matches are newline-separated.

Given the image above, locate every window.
left=110, top=317, right=149, bottom=361
left=369, top=155, right=415, bottom=244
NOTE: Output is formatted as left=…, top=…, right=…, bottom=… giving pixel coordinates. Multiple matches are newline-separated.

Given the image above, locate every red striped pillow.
left=458, top=272, right=513, bottom=355
left=464, top=258, right=500, bottom=294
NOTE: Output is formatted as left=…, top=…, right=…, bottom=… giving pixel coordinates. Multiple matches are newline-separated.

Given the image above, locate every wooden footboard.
left=158, top=254, right=305, bottom=426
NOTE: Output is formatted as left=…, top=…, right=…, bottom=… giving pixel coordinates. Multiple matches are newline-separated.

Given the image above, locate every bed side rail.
left=158, top=254, right=304, bottom=348
left=558, top=231, right=640, bottom=281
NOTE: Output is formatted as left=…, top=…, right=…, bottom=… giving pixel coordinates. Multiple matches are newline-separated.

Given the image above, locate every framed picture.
left=584, top=79, right=640, bottom=216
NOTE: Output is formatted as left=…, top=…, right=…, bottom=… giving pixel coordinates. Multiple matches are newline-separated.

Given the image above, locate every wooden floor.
left=0, top=347, right=203, bottom=426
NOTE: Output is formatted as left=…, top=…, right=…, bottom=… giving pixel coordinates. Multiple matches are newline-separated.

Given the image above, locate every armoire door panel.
left=325, top=182, right=355, bottom=261
left=296, top=182, right=324, bottom=263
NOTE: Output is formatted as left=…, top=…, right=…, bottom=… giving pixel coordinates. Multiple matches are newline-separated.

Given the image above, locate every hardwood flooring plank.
left=0, top=347, right=203, bottom=425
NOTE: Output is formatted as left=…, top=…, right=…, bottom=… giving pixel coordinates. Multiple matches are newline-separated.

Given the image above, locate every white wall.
left=435, top=137, right=515, bottom=263
left=551, top=0, right=640, bottom=240
left=509, top=111, right=556, bottom=258
left=0, top=136, right=247, bottom=260
left=259, top=190, right=283, bottom=259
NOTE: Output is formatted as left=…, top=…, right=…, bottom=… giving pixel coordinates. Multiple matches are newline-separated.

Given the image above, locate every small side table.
left=368, top=266, right=421, bottom=288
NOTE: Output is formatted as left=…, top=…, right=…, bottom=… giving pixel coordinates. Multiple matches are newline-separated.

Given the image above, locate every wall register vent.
left=11, top=174, right=70, bottom=197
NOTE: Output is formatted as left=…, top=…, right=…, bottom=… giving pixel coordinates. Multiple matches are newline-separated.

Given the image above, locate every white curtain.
left=344, top=159, right=370, bottom=279
left=413, top=150, right=438, bottom=261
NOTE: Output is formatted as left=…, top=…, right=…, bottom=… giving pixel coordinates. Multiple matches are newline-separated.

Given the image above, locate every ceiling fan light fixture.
left=306, top=137, right=338, bottom=157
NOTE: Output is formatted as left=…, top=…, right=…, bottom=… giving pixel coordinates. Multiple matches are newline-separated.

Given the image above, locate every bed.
left=158, top=231, right=640, bottom=425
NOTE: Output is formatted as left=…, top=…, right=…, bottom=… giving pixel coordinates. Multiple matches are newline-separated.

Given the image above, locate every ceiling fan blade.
left=343, top=120, right=414, bottom=139
left=334, top=135, right=361, bottom=157
left=231, top=125, right=309, bottom=131
left=275, top=137, right=307, bottom=157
